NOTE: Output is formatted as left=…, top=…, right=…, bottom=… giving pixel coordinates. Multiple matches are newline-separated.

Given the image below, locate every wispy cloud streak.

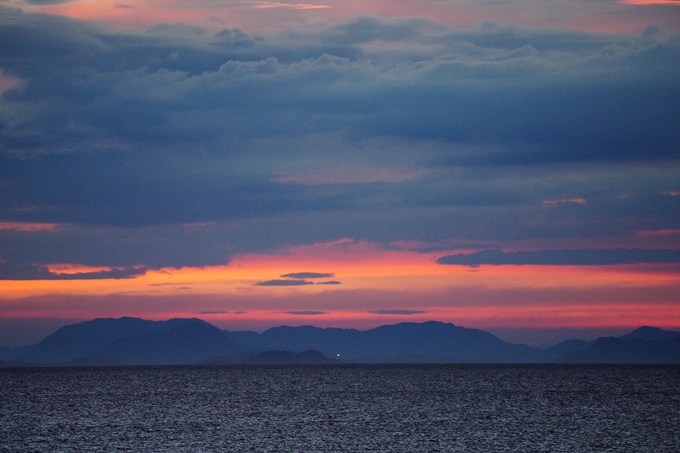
left=438, top=249, right=680, bottom=266
left=164, top=1, right=330, bottom=9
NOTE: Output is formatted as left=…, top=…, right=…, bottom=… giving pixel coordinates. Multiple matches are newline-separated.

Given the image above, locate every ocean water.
left=1, top=365, right=678, bottom=452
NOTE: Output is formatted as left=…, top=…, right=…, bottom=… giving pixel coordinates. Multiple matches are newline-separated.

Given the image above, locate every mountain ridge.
left=3, top=318, right=679, bottom=366
left=18, top=317, right=204, bottom=364
left=240, top=321, right=540, bottom=362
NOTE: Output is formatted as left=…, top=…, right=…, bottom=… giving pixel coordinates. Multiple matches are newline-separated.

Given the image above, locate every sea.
left=1, top=364, right=678, bottom=452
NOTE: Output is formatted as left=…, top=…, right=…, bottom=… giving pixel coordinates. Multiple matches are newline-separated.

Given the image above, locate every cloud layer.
left=0, top=7, right=679, bottom=277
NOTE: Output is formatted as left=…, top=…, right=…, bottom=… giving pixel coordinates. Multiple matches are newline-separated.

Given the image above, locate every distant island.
left=1, top=318, right=679, bottom=367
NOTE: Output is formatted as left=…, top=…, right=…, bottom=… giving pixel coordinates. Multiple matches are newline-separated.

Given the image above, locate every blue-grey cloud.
left=437, top=249, right=680, bottom=266
left=317, top=280, right=342, bottom=285
left=0, top=187, right=679, bottom=276
left=1, top=11, right=678, bottom=161
left=281, top=272, right=334, bottom=279
left=22, top=0, right=75, bottom=4
left=255, top=279, right=314, bottom=286
left=285, top=311, right=327, bottom=315
left=212, top=28, right=255, bottom=48
left=369, top=310, right=427, bottom=315
left=410, top=245, right=486, bottom=254
left=0, top=262, right=147, bottom=280
left=0, top=10, right=679, bottom=274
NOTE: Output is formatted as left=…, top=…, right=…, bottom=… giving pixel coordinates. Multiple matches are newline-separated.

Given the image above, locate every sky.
left=1, top=0, right=679, bottom=348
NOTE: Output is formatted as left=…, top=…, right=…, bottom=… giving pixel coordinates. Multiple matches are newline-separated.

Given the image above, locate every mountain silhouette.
left=83, top=321, right=244, bottom=365
left=559, top=336, right=680, bottom=364
left=228, top=321, right=539, bottom=363
left=19, top=317, right=212, bottom=364
left=0, top=345, right=32, bottom=362
left=618, top=326, right=680, bottom=342
left=7, top=318, right=680, bottom=366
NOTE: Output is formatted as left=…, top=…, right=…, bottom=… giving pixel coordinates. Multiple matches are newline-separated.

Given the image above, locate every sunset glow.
left=1, top=0, right=679, bottom=347
left=2, top=239, right=679, bottom=338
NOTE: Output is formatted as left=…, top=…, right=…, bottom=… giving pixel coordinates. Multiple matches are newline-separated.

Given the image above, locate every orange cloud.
left=2, top=240, right=679, bottom=297
left=45, top=264, right=117, bottom=275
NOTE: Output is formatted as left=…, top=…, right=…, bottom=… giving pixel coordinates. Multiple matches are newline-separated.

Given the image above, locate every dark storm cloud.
left=281, top=272, right=334, bottom=279
left=255, top=279, right=315, bottom=286
left=437, top=248, right=680, bottom=266
left=0, top=9, right=679, bottom=273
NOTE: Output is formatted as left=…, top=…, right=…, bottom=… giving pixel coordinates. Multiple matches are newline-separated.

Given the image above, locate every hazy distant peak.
left=619, top=326, right=680, bottom=342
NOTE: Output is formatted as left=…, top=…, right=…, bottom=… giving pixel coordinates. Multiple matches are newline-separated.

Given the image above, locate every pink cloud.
left=637, top=229, right=680, bottom=236
left=622, top=0, right=680, bottom=4
left=252, top=2, right=331, bottom=10
left=542, top=198, right=586, bottom=206
left=0, top=222, right=57, bottom=232
left=0, top=70, right=19, bottom=95
left=23, top=0, right=680, bottom=33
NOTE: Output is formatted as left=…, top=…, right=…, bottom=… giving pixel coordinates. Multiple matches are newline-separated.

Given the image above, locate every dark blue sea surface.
left=1, top=364, right=679, bottom=452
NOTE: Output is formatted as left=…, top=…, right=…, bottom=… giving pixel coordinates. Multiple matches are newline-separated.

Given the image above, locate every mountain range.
left=1, top=318, right=679, bottom=366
